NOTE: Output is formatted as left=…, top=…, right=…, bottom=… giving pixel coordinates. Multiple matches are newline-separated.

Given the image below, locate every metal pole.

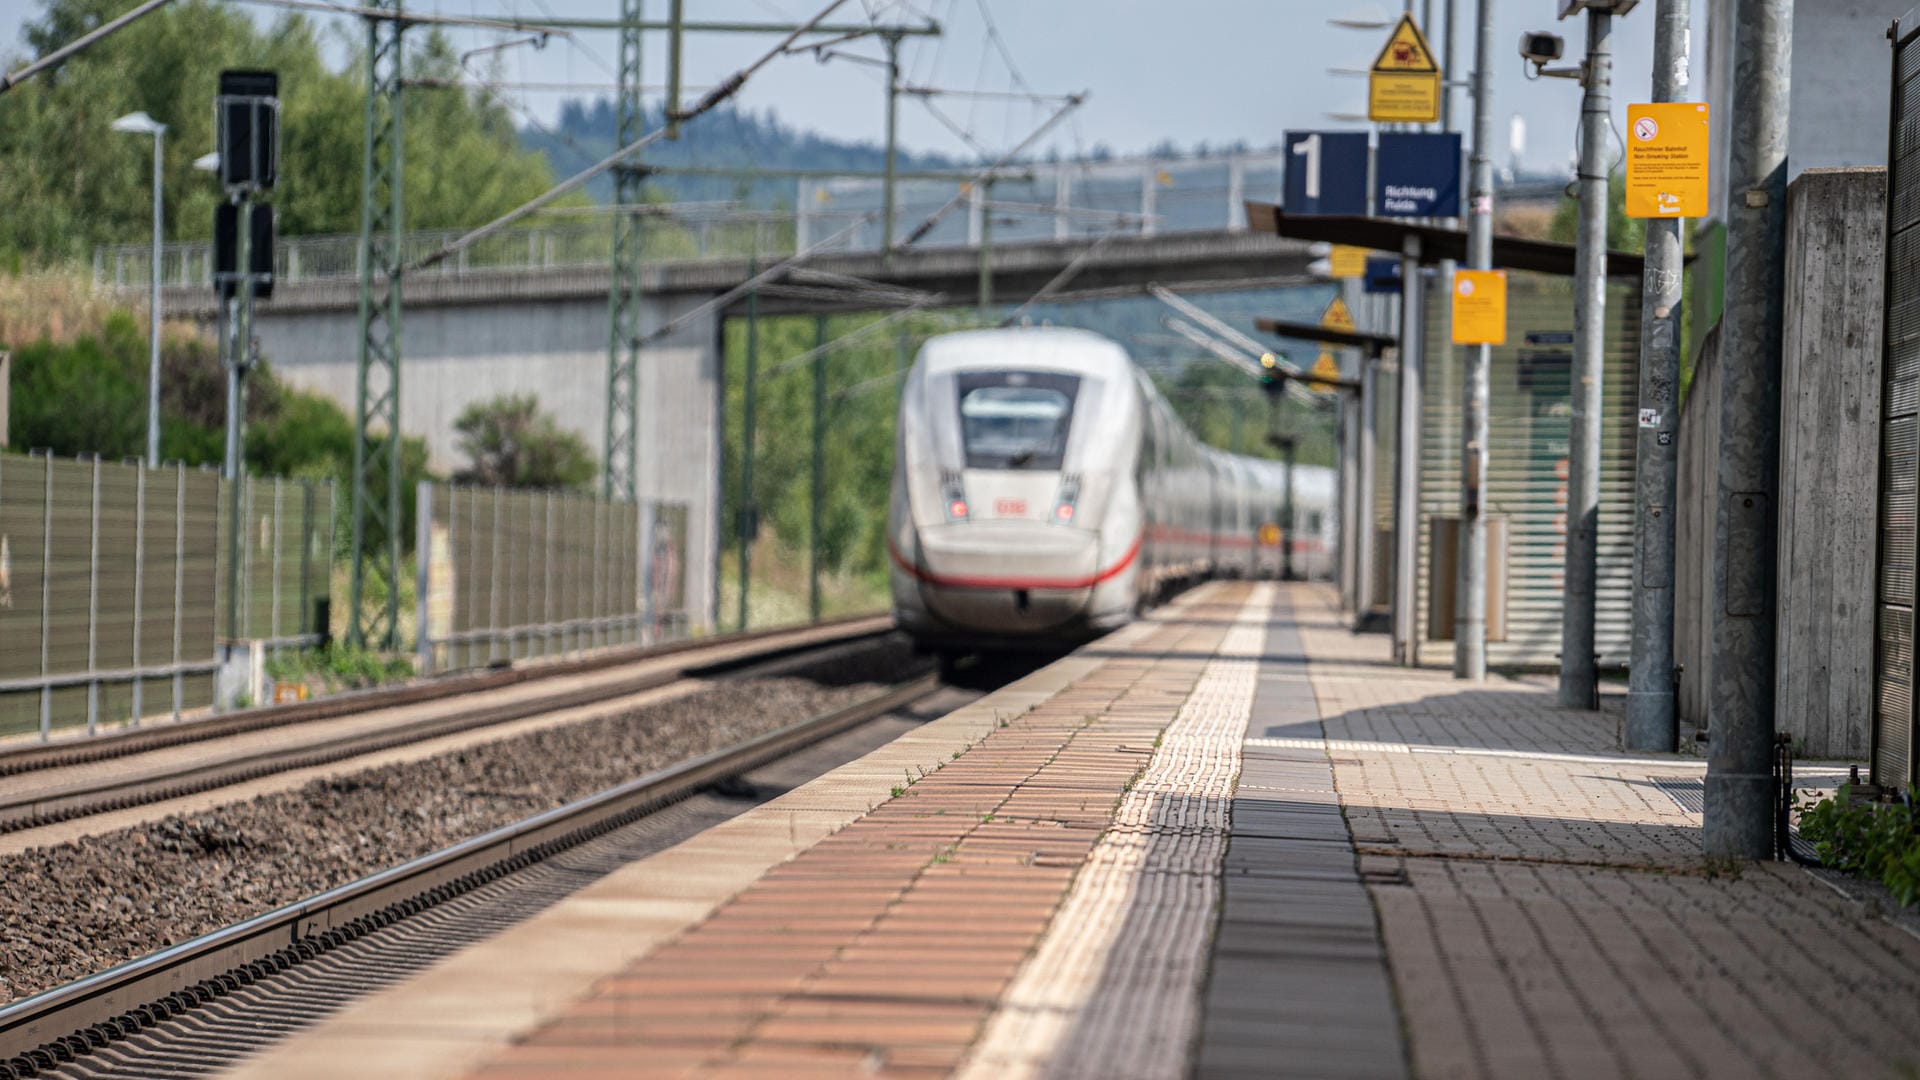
left=1454, top=0, right=1493, bottom=680
left=85, top=457, right=101, bottom=734
left=224, top=193, right=253, bottom=666
left=171, top=463, right=184, bottom=723
left=737, top=270, right=758, bottom=632
left=131, top=464, right=146, bottom=726
left=810, top=315, right=827, bottom=622
left=1281, top=436, right=1297, bottom=582
left=38, top=455, right=51, bottom=739
left=665, top=0, right=684, bottom=137
left=1393, top=234, right=1423, bottom=665
left=1357, top=353, right=1380, bottom=616
left=1626, top=0, right=1689, bottom=751
left=1705, top=0, right=1791, bottom=858
left=1559, top=8, right=1610, bottom=709
left=147, top=126, right=164, bottom=467
left=978, top=178, right=995, bottom=317
left=883, top=33, right=900, bottom=256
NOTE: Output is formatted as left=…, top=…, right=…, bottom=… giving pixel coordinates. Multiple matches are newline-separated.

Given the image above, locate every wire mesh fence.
left=414, top=483, right=691, bottom=675
left=0, top=454, right=335, bottom=740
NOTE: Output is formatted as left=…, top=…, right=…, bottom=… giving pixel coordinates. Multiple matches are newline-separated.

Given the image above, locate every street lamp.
left=112, top=110, right=167, bottom=467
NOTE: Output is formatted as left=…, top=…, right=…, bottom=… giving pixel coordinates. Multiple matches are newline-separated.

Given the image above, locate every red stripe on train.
left=888, top=534, right=1144, bottom=590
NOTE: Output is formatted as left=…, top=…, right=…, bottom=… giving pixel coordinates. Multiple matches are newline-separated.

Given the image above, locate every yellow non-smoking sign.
left=1369, top=15, right=1441, bottom=124
left=1625, top=102, right=1710, bottom=218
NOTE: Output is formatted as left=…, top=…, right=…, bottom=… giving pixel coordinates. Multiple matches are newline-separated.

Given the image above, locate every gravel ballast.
left=0, top=640, right=924, bottom=1004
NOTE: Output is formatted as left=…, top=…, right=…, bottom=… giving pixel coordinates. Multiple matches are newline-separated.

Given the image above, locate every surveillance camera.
left=1519, top=32, right=1565, bottom=64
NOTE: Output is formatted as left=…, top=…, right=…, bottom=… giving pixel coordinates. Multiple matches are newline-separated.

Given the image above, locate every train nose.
left=902, top=522, right=1101, bottom=632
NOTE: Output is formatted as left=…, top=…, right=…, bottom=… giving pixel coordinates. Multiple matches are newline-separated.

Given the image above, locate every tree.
left=452, top=394, right=596, bottom=491
left=0, top=0, right=575, bottom=265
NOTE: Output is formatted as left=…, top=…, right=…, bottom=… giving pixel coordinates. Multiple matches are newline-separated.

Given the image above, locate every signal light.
left=949, top=498, right=969, bottom=519
left=1260, top=352, right=1279, bottom=369
left=1055, top=504, right=1074, bottom=522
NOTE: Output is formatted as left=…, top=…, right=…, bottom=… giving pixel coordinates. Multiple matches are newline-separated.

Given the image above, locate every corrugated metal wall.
left=1415, top=272, right=1643, bottom=668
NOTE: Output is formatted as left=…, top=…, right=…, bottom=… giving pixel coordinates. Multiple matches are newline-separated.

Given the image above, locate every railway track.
left=0, top=616, right=891, bottom=836
left=0, top=672, right=949, bottom=1078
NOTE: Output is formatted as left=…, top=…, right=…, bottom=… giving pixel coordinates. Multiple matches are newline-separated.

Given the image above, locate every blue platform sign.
left=1374, top=132, right=1462, bottom=217
left=1363, top=255, right=1403, bottom=294
left=1283, top=131, right=1370, bottom=216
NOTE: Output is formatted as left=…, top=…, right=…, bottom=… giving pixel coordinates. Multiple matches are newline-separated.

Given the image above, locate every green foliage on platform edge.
left=1797, top=789, right=1920, bottom=908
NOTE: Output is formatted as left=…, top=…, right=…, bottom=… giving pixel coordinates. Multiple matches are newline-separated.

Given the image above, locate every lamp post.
left=112, top=111, right=167, bottom=468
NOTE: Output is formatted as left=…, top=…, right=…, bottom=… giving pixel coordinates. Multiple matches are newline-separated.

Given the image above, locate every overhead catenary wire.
left=409, top=0, right=859, bottom=272
left=762, top=297, right=946, bottom=379
left=639, top=213, right=879, bottom=346
left=0, top=0, right=176, bottom=95
left=895, top=93, right=1085, bottom=249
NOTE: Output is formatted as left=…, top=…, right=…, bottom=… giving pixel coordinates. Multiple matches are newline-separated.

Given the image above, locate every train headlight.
left=942, top=472, right=969, bottom=521
left=1051, top=476, right=1081, bottom=526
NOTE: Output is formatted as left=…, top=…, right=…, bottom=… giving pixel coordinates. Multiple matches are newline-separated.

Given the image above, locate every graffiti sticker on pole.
left=1451, top=270, right=1508, bottom=345
left=1625, top=102, right=1710, bottom=218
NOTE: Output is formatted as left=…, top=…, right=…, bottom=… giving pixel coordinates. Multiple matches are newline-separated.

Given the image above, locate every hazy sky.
left=5, top=0, right=1697, bottom=172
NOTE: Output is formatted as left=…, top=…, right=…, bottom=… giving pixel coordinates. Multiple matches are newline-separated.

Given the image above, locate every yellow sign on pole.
left=1328, top=244, right=1369, bottom=279
left=1259, top=522, right=1281, bottom=547
left=1451, top=270, right=1508, bottom=345
left=1316, top=296, right=1356, bottom=390
left=1624, top=102, right=1711, bottom=219
left=1368, top=15, right=1441, bottom=123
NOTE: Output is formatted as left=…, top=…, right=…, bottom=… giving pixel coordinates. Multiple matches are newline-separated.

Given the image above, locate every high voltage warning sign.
left=1314, top=296, right=1355, bottom=392
left=1369, top=15, right=1440, bottom=124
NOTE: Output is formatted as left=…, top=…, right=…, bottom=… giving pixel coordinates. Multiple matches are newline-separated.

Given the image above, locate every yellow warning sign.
left=1369, top=15, right=1441, bottom=123
left=1259, top=522, right=1281, bottom=547
left=1320, top=296, right=1355, bottom=332
left=1315, top=296, right=1356, bottom=390
left=1451, top=269, right=1508, bottom=345
left=1625, top=102, right=1710, bottom=219
left=1328, top=244, right=1369, bottom=279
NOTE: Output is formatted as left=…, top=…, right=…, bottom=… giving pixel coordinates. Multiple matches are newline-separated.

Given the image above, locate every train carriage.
left=888, top=327, right=1336, bottom=654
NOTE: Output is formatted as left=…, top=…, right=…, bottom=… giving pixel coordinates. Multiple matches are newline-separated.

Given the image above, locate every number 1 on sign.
left=1291, top=134, right=1320, bottom=199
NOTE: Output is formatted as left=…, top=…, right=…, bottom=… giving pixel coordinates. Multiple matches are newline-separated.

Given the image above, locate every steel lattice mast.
left=350, top=1, right=405, bottom=648
left=604, top=0, right=645, bottom=502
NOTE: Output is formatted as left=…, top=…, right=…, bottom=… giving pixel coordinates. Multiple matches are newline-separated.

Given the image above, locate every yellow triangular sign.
left=1308, top=353, right=1342, bottom=393
left=1372, top=15, right=1438, bottom=73
left=1321, top=296, right=1355, bottom=333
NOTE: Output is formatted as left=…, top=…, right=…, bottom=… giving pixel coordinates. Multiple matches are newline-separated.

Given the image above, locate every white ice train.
left=887, top=327, right=1336, bottom=654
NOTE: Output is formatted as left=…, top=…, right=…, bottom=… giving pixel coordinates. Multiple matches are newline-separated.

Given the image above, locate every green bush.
left=264, top=644, right=415, bottom=695
left=1797, top=789, right=1920, bottom=907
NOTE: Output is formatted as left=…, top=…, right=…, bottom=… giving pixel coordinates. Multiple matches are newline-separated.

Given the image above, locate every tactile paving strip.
left=957, top=586, right=1272, bottom=1080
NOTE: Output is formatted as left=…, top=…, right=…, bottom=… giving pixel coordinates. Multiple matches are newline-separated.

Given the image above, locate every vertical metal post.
left=147, top=127, right=164, bottom=468
left=665, top=0, right=684, bottom=137
left=85, top=457, right=101, bottom=734
left=1626, top=0, right=1690, bottom=751
left=38, top=455, right=52, bottom=739
left=1393, top=235, right=1424, bottom=665
left=738, top=277, right=758, bottom=632
left=415, top=480, right=432, bottom=674
left=270, top=477, right=283, bottom=647
left=131, top=464, right=147, bottom=727
left=1281, top=437, right=1297, bottom=582
left=350, top=4, right=405, bottom=649
left=810, top=315, right=827, bottom=623
left=1705, top=0, right=1792, bottom=858
left=1227, top=157, right=1246, bottom=231
left=1140, top=167, right=1158, bottom=237
left=172, top=463, right=184, bottom=723
left=979, top=178, right=995, bottom=317
left=1454, top=0, right=1493, bottom=680
left=544, top=491, right=557, bottom=658
left=1357, top=354, right=1380, bottom=616
left=883, top=33, right=901, bottom=257
left=1054, top=166, right=1072, bottom=241
left=298, top=481, right=313, bottom=643
left=605, top=0, right=643, bottom=502
left=1560, top=7, right=1611, bottom=709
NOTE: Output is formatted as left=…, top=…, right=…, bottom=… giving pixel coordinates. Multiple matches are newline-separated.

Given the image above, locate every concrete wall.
left=251, top=293, right=721, bottom=632
left=1674, top=168, right=1884, bottom=758
left=1704, top=1, right=1901, bottom=220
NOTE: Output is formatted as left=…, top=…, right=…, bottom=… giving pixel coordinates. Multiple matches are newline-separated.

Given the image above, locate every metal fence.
left=414, top=483, right=690, bottom=675
left=93, top=152, right=1289, bottom=292
left=217, top=475, right=336, bottom=647
left=0, top=454, right=335, bottom=740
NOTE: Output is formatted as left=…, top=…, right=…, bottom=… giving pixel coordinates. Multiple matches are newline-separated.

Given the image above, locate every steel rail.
left=0, top=672, right=941, bottom=1072
left=0, top=613, right=886, bottom=779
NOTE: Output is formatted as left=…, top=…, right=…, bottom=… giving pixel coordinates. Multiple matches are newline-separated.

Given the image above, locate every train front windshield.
left=956, top=371, right=1080, bottom=470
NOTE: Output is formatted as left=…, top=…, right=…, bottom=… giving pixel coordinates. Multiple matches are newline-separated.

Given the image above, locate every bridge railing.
left=94, top=151, right=1289, bottom=292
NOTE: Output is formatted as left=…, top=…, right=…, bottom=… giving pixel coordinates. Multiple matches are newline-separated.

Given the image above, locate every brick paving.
left=467, top=587, right=1253, bottom=1080
left=1286, top=584, right=1920, bottom=1080
left=959, top=585, right=1270, bottom=1080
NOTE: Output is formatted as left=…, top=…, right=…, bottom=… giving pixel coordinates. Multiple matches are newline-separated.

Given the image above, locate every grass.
left=715, top=541, right=889, bottom=632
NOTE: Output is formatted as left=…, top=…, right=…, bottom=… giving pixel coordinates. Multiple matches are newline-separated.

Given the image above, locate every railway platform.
left=223, top=581, right=1920, bottom=1080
